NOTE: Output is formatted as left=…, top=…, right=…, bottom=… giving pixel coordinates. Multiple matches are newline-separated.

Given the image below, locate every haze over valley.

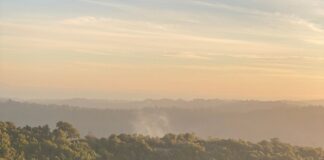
left=1, top=98, right=324, bottom=148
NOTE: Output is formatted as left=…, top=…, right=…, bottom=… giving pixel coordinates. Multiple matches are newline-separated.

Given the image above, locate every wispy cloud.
left=304, top=39, right=324, bottom=45
left=62, top=16, right=105, bottom=25
left=190, top=0, right=270, bottom=16
left=78, top=0, right=134, bottom=10
left=289, top=16, right=323, bottom=33
left=163, top=52, right=213, bottom=60
left=61, top=16, right=171, bottom=32
left=190, top=0, right=324, bottom=34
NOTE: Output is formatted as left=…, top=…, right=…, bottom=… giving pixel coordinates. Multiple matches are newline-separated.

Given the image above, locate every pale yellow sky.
left=0, top=0, right=324, bottom=100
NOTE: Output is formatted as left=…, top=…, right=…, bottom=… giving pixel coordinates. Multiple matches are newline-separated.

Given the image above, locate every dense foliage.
left=0, top=121, right=95, bottom=160
left=1, top=121, right=324, bottom=160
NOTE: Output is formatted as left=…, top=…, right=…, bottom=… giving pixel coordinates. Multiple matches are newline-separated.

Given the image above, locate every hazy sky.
left=0, top=0, right=324, bottom=100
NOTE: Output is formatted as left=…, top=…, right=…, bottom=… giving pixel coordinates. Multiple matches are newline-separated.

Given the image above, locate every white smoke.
left=131, top=110, right=171, bottom=137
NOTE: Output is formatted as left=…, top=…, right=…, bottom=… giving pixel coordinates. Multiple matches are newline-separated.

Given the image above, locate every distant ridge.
left=1, top=99, right=324, bottom=147
left=24, top=98, right=311, bottom=110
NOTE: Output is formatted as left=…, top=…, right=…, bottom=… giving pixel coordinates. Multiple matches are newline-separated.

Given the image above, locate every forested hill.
left=1, top=100, right=324, bottom=147
left=1, top=121, right=324, bottom=160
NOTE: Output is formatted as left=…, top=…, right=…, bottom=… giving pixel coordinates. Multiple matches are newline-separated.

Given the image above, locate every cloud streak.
left=78, top=0, right=135, bottom=10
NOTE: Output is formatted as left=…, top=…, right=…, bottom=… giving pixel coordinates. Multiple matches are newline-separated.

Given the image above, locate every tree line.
left=0, top=121, right=323, bottom=160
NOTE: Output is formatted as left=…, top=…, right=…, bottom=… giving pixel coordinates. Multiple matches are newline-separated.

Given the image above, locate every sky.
left=0, top=0, right=324, bottom=100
